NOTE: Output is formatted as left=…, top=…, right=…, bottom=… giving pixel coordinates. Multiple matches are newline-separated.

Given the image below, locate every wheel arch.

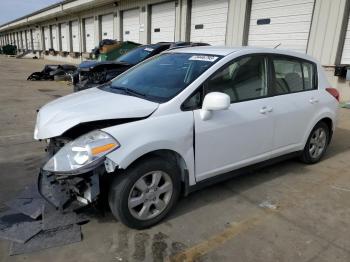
left=318, top=117, right=334, bottom=144
left=127, top=149, right=189, bottom=181
left=108, top=147, right=194, bottom=195
left=302, top=111, right=336, bottom=148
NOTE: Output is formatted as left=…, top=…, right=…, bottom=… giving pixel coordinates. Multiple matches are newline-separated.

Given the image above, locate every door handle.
left=260, top=106, right=273, bottom=114
left=309, top=98, right=319, bottom=104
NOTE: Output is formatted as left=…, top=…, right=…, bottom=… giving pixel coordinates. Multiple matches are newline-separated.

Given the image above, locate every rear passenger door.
left=269, top=55, right=319, bottom=154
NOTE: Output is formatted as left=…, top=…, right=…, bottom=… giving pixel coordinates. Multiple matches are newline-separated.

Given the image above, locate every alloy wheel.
left=128, top=171, right=173, bottom=220
left=309, top=127, right=327, bottom=159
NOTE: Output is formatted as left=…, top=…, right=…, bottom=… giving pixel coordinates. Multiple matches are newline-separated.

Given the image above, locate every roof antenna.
left=274, top=43, right=281, bottom=49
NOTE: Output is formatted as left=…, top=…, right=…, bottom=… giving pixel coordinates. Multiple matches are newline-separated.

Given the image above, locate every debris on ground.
left=9, top=225, right=81, bottom=256
left=5, top=185, right=45, bottom=219
left=0, top=209, right=34, bottom=230
left=259, top=200, right=279, bottom=210
left=0, top=220, right=42, bottom=243
left=42, top=204, right=89, bottom=230
left=0, top=184, right=90, bottom=256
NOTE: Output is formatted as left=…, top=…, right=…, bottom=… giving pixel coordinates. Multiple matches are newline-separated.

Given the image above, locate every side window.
left=272, top=57, right=316, bottom=94
left=182, top=88, right=202, bottom=110
left=273, top=59, right=303, bottom=94
left=205, top=56, right=268, bottom=103
left=302, top=62, right=316, bottom=90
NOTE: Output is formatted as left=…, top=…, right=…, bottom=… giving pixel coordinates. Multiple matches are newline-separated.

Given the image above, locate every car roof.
left=138, top=43, right=169, bottom=49
left=166, top=46, right=318, bottom=63
left=141, top=42, right=209, bottom=49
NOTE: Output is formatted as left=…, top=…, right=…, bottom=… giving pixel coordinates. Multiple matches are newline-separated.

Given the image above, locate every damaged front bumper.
left=74, top=80, right=99, bottom=92
left=38, top=168, right=101, bottom=210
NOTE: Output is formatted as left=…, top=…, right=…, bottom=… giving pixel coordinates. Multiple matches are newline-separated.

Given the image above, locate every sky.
left=0, top=0, right=61, bottom=25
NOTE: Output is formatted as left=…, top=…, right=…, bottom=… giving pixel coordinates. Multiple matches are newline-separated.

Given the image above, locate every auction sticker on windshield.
left=144, top=48, right=154, bottom=52
left=189, top=55, right=219, bottom=62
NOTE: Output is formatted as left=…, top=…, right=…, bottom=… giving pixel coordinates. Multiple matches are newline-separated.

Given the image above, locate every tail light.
left=326, top=87, right=340, bottom=102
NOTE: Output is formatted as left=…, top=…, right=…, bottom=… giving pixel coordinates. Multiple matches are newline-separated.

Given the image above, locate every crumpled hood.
left=78, top=60, right=129, bottom=71
left=34, top=87, right=159, bottom=139
left=78, top=60, right=100, bottom=69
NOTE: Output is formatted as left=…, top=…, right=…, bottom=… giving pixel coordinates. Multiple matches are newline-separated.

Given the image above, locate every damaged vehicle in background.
left=35, top=47, right=339, bottom=229
left=27, top=64, right=77, bottom=81
left=72, top=41, right=210, bottom=92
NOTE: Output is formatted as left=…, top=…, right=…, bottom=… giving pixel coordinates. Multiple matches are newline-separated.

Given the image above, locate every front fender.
left=103, top=112, right=196, bottom=185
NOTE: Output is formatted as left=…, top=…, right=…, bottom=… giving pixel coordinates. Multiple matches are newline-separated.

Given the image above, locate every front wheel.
left=108, top=157, right=181, bottom=229
left=300, top=122, right=330, bottom=164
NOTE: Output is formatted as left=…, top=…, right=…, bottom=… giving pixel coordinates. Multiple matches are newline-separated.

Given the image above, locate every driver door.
left=193, top=55, right=275, bottom=182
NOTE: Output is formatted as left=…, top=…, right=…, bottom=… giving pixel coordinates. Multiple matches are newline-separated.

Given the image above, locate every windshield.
left=109, top=53, right=222, bottom=103
left=116, top=46, right=156, bottom=65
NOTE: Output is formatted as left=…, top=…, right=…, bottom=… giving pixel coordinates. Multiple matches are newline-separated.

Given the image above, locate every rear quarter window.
left=272, top=56, right=317, bottom=95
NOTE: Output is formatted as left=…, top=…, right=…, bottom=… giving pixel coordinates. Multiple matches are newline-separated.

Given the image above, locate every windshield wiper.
left=125, top=88, right=146, bottom=97
left=100, top=81, right=112, bottom=88
left=111, top=86, right=146, bottom=98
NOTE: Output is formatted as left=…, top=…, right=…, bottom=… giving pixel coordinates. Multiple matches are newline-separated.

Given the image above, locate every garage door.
left=248, top=0, right=315, bottom=53
left=122, top=9, right=140, bottom=43
left=101, top=14, right=113, bottom=39
left=44, top=27, right=51, bottom=50
left=151, top=2, right=176, bottom=43
left=190, top=0, right=229, bottom=45
left=13, top=33, right=16, bottom=45
left=27, top=30, right=32, bottom=50
left=33, top=28, right=41, bottom=50
left=71, top=20, right=80, bottom=52
left=51, top=25, right=59, bottom=51
left=21, top=31, right=26, bottom=49
left=60, top=23, right=69, bottom=51
left=84, top=17, right=95, bottom=52
left=15, top=33, right=19, bottom=48
left=340, top=11, right=350, bottom=64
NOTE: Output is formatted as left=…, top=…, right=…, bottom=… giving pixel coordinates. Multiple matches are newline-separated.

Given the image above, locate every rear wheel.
left=301, top=122, right=330, bottom=164
left=108, top=157, right=181, bottom=229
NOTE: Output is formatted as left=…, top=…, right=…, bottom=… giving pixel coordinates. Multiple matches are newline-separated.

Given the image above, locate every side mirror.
left=200, top=92, right=230, bottom=120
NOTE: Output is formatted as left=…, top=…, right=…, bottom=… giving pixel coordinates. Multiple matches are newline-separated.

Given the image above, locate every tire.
left=300, top=121, right=330, bottom=164
left=108, top=156, right=181, bottom=229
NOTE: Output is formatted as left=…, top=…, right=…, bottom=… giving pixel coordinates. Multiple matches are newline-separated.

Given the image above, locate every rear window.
left=116, top=46, right=156, bottom=65
left=272, top=57, right=317, bottom=95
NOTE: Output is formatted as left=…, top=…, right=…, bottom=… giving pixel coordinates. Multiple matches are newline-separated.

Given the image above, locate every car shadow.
left=166, top=127, right=350, bottom=222
left=323, top=127, right=350, bottom=160
left=165, top=159, right=305, bottom=222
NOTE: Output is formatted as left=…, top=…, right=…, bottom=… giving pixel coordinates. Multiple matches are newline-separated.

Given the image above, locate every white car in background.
left=34, top=47, right=339, bottom=229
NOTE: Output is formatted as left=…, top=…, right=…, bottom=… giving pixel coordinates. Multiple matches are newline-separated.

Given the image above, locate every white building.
left=0, top=0, right=350, bottom=100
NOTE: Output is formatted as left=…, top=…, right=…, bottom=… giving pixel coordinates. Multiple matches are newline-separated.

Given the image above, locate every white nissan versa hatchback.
left=34, top=47, right=339, bottom=229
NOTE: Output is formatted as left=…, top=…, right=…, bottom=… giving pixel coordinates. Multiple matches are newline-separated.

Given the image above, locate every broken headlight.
left=43, top=130, right=120, bottom=174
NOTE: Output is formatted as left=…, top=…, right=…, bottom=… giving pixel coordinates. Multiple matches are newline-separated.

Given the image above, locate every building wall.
left=0, top=0, right=350, bottom=100
left=226, top=0, right=249, bottom=46
left=307, top=0, right=350, bottom=101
